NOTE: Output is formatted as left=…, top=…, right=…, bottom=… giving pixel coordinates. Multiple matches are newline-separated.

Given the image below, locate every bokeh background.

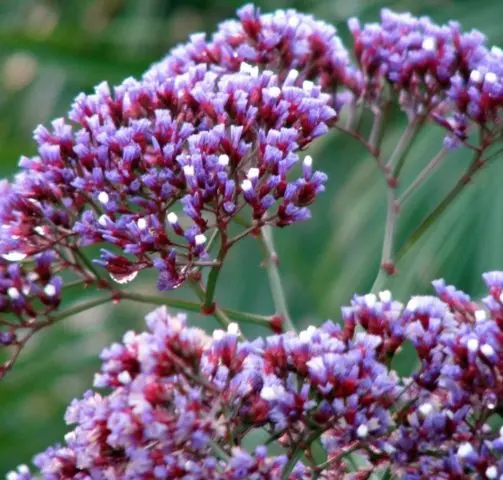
left=1, top=0, right=502, bottom=473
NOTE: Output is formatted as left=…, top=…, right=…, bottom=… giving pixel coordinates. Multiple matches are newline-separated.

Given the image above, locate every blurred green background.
left=1, top=0, right=503, bottom=473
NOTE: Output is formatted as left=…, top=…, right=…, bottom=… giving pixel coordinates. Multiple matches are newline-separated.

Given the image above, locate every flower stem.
left=221, top=307, right=273, bottom=328
left=120, top=291, right=203, bottom=313
left=203, top=234, right=227, bottom=310
left=396, top=151, right=484, bottom=261
left=259, top=226, right=296, bottom=332
left=188, top=281, right=235, bottom=332
left=399, top=148, right=448, bottom=206
left=369, top=103, right=389, bottom=153
left=388, top=115, right=425, bottom=178
left=209, top=440, right=230, bottom=462
left=73, top=248, right=103, bottom=281
left=282, top=428, right=325, bottom=479
left=50, top=295, right=115, bottom=323
left=371, top=189, right=397, bottom=294
left=314, top=443, right=360, bottom=473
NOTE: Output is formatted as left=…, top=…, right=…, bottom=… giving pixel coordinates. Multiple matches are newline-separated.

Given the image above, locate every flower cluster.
left=147, top=4, right=361, bottom=100
left=347, top=8, right=503, bottom=150
left=10, top=269, right=503, bottom=479
left=8, top=306, right=399, bottom=479
left=2, top=3, right=503, bottom=368
left=4, top=4, right=503, bottom=479
left=69, top=63, right=334, bottom=289
left=0, top=5, right=348, bottom=300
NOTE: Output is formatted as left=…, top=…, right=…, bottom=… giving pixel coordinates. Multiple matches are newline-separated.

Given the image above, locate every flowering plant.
left=3, top=4, right=503, bottom=479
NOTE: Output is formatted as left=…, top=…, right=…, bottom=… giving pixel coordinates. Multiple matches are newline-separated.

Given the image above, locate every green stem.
left=124, top=290, right=263, bottom=328
left=396, top=151, right=484, bottom=262
left=314, top=443, right=360, bottom=473
left=344, top=97, right=358, bottom=131
left=388, top=115, right=425, bottom=178
left=62, top=279, right=88, bottom=291
left=73, top=248, right=103, bottom=281
left=222, top=307, right=272, bottom=328
left=371, top=189, right=397, bottom=294
left=209, top=440, right=230, bottom=462
left=259, top=226, right=296, bottom=332
left=381, top=467, right=393, bottom=480
left=282, top=428, right=324, bottom=479
left=188, top=281, right=235, bottom=332
left=50, top=295, right=114, bottom=322
left=399, top=148, right=448, bottom=206
left=120, top=291, right=203, bottom=313
left=205, top=228, right=220, bottom=255
left=203, top=236, right=228, bottom=310
left=204, top=262, right=223, bottom=309
left=368, top=105, right=388, bottom=152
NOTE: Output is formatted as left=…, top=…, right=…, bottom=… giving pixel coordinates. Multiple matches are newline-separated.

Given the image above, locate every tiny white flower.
left=228, top=323, right=241, bottom=336
left=44, top=284, right=57, bottom=297
left=481, top=343, right=495, bottom=357
left=218, top=154, right=229, bottom=166
left=240, top=62, right=259, bottom=77
left=485, top=466, right=498, bottom=479
left=485, top=72, right=497, bottom=83
left=467, top=338, right=479, bottom=352
left=379, top=290, right=392, bottom=303
left=167, top=212, right=178, bottom=224
left=470, top=70, right=483, bottom=83
left=364, top=293, right=377, bottom=308
left=356, top=424, right=369, bottom=438
left=268, top=86, right=282, bottom=98
left=98, top=214, right=109, bottom=226
left=183, top=165, right=194, bottom=177
left=287, top=15, right=300, bottom=28
left=299, top=325, right=317, bottom=343
left=118, top=371, right=132, bottom=385
left=213, top=329, right=225, bottom=341
left=194, top=234, right=207, bottom=246
left=302, top=80, right=315, bottom=93
left=475, top=309, right=487, bottom=322
left=241, top=179, right=253, bottom=191
left=260, top=384, right=285, bottom=401
left=27, top=272, right=39, bottom=282
left=457, top=442, right=474, bottom=458
left=422, top=37, right=436, bottom=51
left=1, top=251, right=27, bottom=262
left=7, top=287, right=20, bottom=300
left=137, top=218, right=148, bottom=230
left=287, top=69, right=299, bottom=82
left=418, top=403, right=434, bottom=417
left=303, top=155, right=313, bottom=168
left=98, top=191, right=109, bottom=204
left=247, top=168, right=260, bottom=180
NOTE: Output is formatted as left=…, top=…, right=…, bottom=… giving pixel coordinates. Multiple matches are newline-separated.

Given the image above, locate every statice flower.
left=446, top=45, right=503, bottom=140
left=5, top=4, right=503, bottom=479
left=14, top=306, right=399, bottom=478
left=11, top=268, right=503, bottom=478
left=0, top=8, right=341, bottom=298
left=348, top=9, right=487, bottom=113
left=0, top=4, right=350, bottom=372
left=146, top=4, right=362, bottom=101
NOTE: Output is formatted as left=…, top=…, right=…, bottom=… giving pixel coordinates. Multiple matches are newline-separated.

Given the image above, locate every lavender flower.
left=10, top=266, right=503, bottom=478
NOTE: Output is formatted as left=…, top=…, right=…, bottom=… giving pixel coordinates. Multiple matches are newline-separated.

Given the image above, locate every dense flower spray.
left=3, top=3, right=503, bottom=479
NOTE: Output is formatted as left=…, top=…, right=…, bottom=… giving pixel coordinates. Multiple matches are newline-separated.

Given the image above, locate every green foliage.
left=0, top=0, right=502, bottom=473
